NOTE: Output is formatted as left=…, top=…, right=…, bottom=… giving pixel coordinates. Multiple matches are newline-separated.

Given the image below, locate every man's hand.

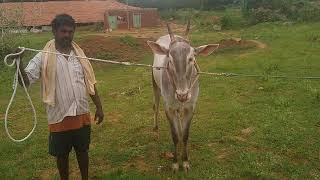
left=90, top=85, right=104, bottom=125
left=8, top=48, right=30, bottom=87
left=10, top=48, right=25, bottom=60
left=94, top=107, right=104, bottom=125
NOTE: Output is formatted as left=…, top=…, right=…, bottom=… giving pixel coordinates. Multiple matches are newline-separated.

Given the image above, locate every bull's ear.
left=195, top=44, right=219, bottom=56
left=147, top=41, right=169, bottom=55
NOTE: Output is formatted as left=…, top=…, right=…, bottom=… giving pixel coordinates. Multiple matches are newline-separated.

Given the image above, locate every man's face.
left=53, top=25, right=75, bottom=47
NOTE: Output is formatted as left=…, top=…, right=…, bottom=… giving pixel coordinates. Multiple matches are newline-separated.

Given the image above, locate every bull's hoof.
left=172, top=163, right=179, bottom=173
left=183, top=161, right=190, bottom=172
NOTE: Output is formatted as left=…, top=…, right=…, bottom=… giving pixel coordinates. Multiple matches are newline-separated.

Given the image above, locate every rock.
left=30, top=27, right=42, bottom=33
left=241, top=127, right=254, bottom=136
left=231, top=37, right=242, bottom=42
left=213, top=25, right=222, bottom=31
left=283, top=21, right=294, bottom=26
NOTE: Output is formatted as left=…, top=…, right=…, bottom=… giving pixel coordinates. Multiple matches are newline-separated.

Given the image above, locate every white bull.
left=147, top=22, right=219, bottom=172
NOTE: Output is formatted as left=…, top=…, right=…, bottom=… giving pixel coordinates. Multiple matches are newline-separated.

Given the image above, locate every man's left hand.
left=95, top=107, right=104, bottom=125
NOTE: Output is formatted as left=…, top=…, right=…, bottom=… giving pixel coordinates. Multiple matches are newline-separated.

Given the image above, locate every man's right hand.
left=9, top=48, right=25, bottom=60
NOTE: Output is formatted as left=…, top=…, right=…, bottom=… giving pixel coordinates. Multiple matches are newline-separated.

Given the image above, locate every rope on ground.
left=4, top=47, right=37, bottom=142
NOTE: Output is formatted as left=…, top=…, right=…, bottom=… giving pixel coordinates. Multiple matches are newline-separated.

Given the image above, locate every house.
left=105, top=8, right=159, bottom=30
left=0, top=0, right=159, bottom=30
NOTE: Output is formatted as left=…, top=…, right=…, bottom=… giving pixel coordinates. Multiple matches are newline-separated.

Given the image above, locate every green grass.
left=1, top=22, right=320, bottom=179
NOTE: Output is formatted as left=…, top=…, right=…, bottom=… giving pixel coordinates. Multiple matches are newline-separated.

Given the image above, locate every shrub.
left=243, top=0, right=320, bottom=23
left=295, top=5, right=320, bottom=22
left=220, top=14, right=247, bottom=29
left=248, top=8, right=286, bottom=24
left=94, top=22, right=105, bottom=32
left=119, top=36, right=139, bottom=47
left=0, top=33, right=28, bottom=70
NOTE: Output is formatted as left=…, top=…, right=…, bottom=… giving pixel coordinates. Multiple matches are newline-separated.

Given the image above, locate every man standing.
left=13, top=14, right=104, bottom=180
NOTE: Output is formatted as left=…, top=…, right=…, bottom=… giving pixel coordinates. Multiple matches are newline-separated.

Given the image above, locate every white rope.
left=19, top=47, right=166, bottom=69
left=4, top=46, right=320, bottom=143
left=19, top=47, right=320, bottom=80
left=4, top=48, right=37, bottom=142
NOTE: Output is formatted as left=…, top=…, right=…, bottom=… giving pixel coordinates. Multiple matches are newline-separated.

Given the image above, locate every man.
left=13, top=14, right=104, bottom=180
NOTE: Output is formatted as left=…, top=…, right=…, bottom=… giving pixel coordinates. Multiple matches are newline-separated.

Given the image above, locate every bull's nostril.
left=176, top=93, right=188, bottom=102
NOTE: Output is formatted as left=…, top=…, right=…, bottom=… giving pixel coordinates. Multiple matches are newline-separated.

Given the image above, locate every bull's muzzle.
left=175, top=90, right=191, bottom=103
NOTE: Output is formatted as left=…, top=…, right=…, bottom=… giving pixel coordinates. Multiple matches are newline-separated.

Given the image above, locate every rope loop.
left=4, top=49, right=37, bottom=142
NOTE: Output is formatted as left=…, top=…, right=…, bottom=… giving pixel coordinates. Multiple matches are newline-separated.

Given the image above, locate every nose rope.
left=165, top=58, right=201, bottom=97
left=187, top=60, right=201, bottom=94
left=166, top=60, right=178, bottom=91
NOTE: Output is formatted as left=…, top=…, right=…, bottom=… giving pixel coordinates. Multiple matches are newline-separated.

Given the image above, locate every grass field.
left=1, top=21, right=320, bottom=179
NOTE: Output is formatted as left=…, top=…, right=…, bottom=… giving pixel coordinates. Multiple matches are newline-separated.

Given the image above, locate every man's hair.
left=51, top=14, right=76, bottom=31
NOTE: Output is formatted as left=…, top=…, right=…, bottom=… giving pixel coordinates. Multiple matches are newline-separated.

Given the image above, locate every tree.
left=117, top=0, right=236, bottom=10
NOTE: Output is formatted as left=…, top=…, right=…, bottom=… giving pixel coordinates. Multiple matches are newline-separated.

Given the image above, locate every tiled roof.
left=0, top=0, right=141, bottom=26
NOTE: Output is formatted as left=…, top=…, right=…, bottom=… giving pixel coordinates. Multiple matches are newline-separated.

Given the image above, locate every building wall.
left=104, top=9, right=159, bottom=30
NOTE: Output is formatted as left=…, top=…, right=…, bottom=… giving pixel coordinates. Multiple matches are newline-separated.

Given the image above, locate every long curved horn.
left=184, top=18, right=191, bottom=38
left=167, top=22, right=175, bottom=42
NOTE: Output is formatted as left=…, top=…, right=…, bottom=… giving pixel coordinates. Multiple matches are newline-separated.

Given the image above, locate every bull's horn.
left=167, top=22, right=175, bottom=42
left=184, top=18, right=191, bottom=39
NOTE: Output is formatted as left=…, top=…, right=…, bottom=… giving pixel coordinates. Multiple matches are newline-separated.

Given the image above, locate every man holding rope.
left=10, top=14, right=104, bottom=180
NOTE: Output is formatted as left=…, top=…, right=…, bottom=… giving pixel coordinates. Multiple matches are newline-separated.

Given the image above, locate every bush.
left=243, top=0, right=320, bottom=23
left=94, top=22, right=105, bottom=32
left=295, top=5, right=320, bottom=21
left=160, top=9, right=194, bottom=21
left=0, top=32, right=29, bottom=89
left=119, top=36, right=139, bottom=47
left=0, top=34, right=26, bottom=69
left=221, top=14, right=248, bottom=29
left=249, top=8, right=286, bottom=24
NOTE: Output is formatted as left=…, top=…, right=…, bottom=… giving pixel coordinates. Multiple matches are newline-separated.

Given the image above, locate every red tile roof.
left=0, top=0, right=140, bottom=26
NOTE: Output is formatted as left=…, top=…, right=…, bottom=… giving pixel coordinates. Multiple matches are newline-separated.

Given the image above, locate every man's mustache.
left=62, top=38, right=71, bottom=42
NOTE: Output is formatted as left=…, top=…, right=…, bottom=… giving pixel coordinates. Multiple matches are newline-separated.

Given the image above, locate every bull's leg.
left=182, top=106, right=194, bottom=172
left=152, top=73, right=161, bottom=131
left=165, top=108, right=180, bottom=172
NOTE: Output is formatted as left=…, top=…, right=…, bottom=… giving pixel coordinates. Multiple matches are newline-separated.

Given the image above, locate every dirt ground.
left=78, top=24, right=265, bottom=62
left=79, top=36, right=264, bottom=62
left=79, top=36, right=151, bottom=62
